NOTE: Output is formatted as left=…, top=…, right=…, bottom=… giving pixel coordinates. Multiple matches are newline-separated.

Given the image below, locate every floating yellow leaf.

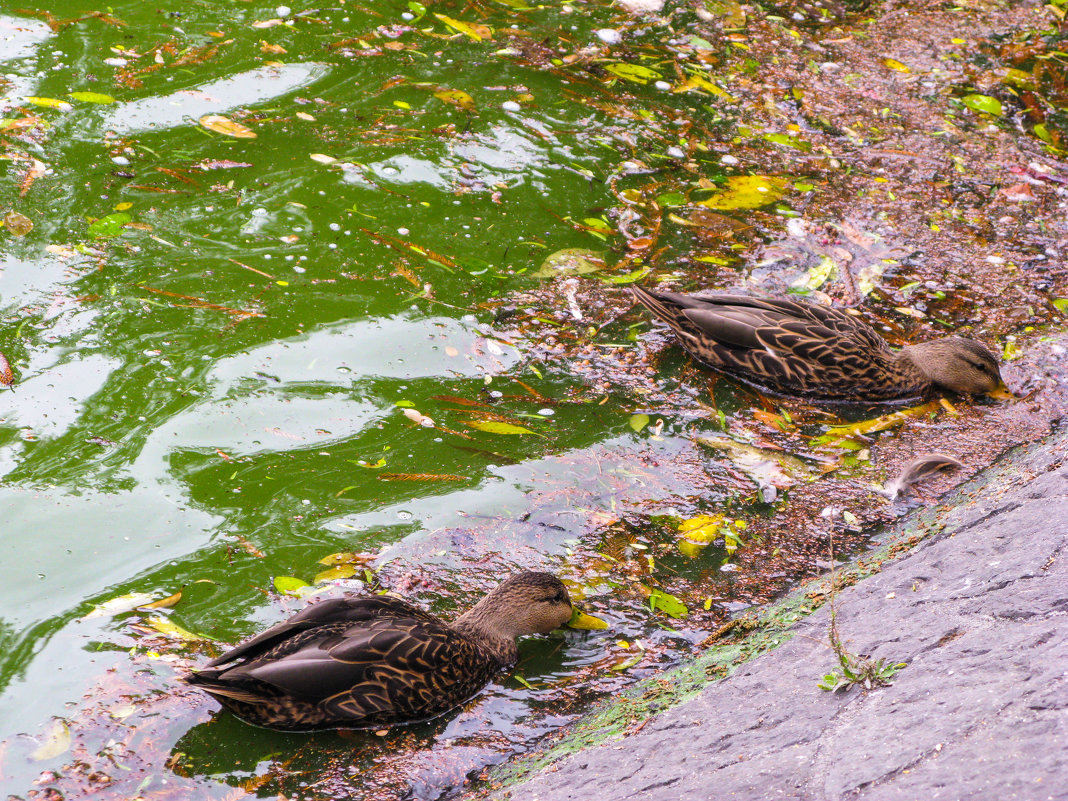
left=24, top=96, right=73, bottom=111
left=314, top=564, right=357, bottom=583
left=142, top=615, right=206, bottom=641
left=697, top=175, right=789, bottom=211
left=141, top=590, right=182, bottom=609
left=676, top=73, right=735, bottom=100
left=30, top=720, right=70, bottom=761
left=882, top=57, right=911, bottom=73
left=319, top=551, right=372, bottom=566
left=813, top=401, right=941, bottom=447
left=678, top=513, right=726, bottom=546
left=434, top=13, right=491, bottom=41
left=199, top=114, right=257, bottom=138
left=434, top=89, right=476, bottom=111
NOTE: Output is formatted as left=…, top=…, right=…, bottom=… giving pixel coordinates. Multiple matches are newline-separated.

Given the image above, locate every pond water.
left=2, top=0, right=1064, bottom=799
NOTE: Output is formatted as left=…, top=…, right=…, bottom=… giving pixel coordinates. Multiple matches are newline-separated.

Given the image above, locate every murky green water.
left=5, top=0, right=1060, bottom=798
left=0, top=1, right=754, bottom=797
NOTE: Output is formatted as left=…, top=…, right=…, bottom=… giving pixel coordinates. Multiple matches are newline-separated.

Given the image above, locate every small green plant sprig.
left=817, top=528, right=907, bottom=693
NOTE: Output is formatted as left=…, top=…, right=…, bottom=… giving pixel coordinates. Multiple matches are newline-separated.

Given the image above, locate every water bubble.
left=596, top=28, right=621, bottom=44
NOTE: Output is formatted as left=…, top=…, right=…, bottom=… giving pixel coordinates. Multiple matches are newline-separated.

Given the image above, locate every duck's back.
left=631, top=288, right=921, bottom=400
left=186, top=596, right=501, bottom=730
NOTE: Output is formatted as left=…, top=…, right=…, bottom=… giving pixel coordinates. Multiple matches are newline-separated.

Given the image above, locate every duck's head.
left=904, top=336, right=1006, bottom=396
left=459, top=572, right=574, bottom=640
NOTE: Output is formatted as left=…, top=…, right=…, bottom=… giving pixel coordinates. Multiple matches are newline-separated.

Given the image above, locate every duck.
left=183, top=571, right=574, bottom=731
left=630, top=286, right=1007, bottom=402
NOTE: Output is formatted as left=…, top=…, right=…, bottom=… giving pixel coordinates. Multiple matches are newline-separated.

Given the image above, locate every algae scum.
left=2, top=0, right=1068, bottom=799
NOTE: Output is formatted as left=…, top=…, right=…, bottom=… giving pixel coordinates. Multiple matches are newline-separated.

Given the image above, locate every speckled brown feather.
left=630, top=287, right=1001, bottom=402
left=184, top=573, right=572, bottom=731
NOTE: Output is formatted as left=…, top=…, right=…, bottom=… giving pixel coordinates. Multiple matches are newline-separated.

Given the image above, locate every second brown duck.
left=630, top=286, right=1006, bottom=402
left=184, top=572, right=574, bottom=731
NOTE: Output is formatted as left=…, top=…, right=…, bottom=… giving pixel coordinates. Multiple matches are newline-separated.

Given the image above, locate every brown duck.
left=184, top=572, right=573, bottom=731
left=630, top=286, right=1006, bottom=402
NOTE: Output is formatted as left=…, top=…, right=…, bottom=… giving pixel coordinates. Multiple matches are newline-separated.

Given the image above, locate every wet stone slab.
left=495, top=429, right=1068, bottom=801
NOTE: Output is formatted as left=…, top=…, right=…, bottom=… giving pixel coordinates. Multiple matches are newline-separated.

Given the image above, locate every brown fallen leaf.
left=881, top=453, right=964, bottom=499
left=3, top=211, right=33, bottom=236
left=378, top=472, right=468, bottom=482
left=0, top=351, right=14, bottom=387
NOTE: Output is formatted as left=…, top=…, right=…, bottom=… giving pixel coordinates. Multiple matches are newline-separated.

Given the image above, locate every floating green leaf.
left=464, top=420, right=544, bottom=436
left=648, top=588, right=688, bottom=618
left=599, top=266, right=652, bottom=285
left=961, top=94, right=1003, bottom=116
left=87, top=212, right=132, bottom=239
left=655, top=191, right=687, bottom=207
left=274, top=575, right=311, bottom=595
left=532, top=248, right=605, bottom=278
left=697, top=175, right=789, bottom=211
left=628, top=413, right=650, bottom=433
left=68, top=91, right=115, bottom=104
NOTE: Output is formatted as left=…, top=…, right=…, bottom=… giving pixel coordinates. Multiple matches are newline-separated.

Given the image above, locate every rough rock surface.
left=499, top=432, right=1068, bottom=801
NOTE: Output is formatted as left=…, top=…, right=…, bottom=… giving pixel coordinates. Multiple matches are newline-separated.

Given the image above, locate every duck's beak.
left=987, top=381, right=1016, bottom=401
left=567, top=607, right=609, bottom=630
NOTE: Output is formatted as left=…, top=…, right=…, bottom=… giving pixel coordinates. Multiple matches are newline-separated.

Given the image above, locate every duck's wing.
left=632, top=288, right=902, bottom=397
left=637, top=290, right=890, bottom=353
left=202, top=595, right=438, bottom=669
left=320, top=620, right=497, bottom=722
left=214, top=615, right=494, bottom=723
left=192, top=596, right=498, bottom=724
